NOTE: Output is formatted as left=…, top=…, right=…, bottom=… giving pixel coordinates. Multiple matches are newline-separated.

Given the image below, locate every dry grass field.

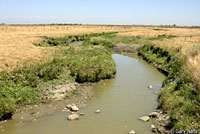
left=117, top=26, right=200, bottom=85
left=0, top=25, right=200, bottom=84
left=0, top=25, right=129, bottom=72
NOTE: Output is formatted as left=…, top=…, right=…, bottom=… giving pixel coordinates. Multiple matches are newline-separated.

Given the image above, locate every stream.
left=1, top=54, right=166, bottom=134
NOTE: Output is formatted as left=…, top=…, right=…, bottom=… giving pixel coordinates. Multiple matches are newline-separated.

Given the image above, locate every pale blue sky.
left=0, top=0, right=199, bottom=25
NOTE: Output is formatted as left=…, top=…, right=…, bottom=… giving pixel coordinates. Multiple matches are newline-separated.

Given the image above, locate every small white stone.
left=95, top=109, right=101, bottom=113
left=66, top=104, right=72, bottom=109
left=151, top=124, right=157, bottom=132
left=129, top=130, right=136, bottom=134
left=139, top=116, right=150, bottom=122
left=68, top=114, right=79, bottom=120
left=80, top=113, right=85, bottom=116
left=71, top=105, right=79, bottom=111
left=148, top=85, right=153, bottom=89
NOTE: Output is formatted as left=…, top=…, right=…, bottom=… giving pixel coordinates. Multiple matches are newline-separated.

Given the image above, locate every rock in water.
left=151, top=124, right=157, bottom=132
left=80, top=113, right=85, bottom=116
left=66, top=104, right=72, bottom=109
left=68, top=114, right=79, bottom=120
left=95, top=109, right=101, bottom=113
left=129, top=130, right=136, bottom=134
left=71, top=106, right=79, bottom=111
left=148, top=85, right=153, bottom=89
left=149, top=112, right=159, bottom=118
left=139, top=116, right=150, bottom=122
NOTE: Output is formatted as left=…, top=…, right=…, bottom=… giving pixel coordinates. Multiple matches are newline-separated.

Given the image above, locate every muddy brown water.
left=1, top=54, right=165, bottom=134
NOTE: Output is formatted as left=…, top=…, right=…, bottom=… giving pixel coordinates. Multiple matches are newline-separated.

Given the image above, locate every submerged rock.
left=95, top=109, right=101, bottom=113
left=68, top=114, right=79, bottom=120
left=139, top=116, right=150, bottom=122
left=129, top=130, right=136, bottom=134
left=148, top=85, right=153, bottom=89
left=80, top=113, right=85, bottom=116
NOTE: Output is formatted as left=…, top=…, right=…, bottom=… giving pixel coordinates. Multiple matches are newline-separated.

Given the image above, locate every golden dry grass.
left=117, top=26, right=200, bottom=86
left=0, top=25, right=199, bottom=84
left=0, top=25, right=129, bottom=72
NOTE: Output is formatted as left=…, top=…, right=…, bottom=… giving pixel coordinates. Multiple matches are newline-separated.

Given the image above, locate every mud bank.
left=112, top=44, right=140, bottom=54
left=11, top=82, right=95, bottom=122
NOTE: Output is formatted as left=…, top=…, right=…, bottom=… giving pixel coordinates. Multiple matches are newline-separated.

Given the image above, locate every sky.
left=0, top=0, right=200, bottom=26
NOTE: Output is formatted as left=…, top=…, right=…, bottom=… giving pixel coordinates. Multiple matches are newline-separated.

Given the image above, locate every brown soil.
left=12, top=82, right=95, bottom=122
left=112, top=44, right=140, bottom=54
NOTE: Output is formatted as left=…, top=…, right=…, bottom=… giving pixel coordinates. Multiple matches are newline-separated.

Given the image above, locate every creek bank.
left=0, top=46, right=116, bottom=122
left=138, top=45, right=200, bottom=133
left=1, top=49, right=166, bottom=134
left=112, top=44, right=140, bottom=54
left=11, top=82, right=95, bottom=122
left=34, top=32, right=118, bottom=47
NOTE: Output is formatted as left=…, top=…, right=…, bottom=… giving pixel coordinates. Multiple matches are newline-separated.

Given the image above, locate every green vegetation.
left=0, top=32, right=116, bottom=120
left=57, top=46, right=116, bottom=83
left=34, top=32, right=118, bottom=47
left=83, top=38, right=116, bottom=48
left=150, top=34, right=177, bottom=40
left=34, top=35, right=86, bottom=47
left=91, top=35, right=150, bottom=45
left=138, top=45, right=200, bottom=131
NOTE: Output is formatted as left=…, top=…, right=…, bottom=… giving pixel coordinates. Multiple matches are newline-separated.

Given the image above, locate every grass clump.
left=150, top=34, right=177, bottom=40
left=138, top=44, right=200, bottom=131
left=34, top=32, right=118, bottom=47
left=83, top=38, right=116, bottom=48
left=58, top=46, right=116, bottom=83
left=83, top=34, right=151, bottom=48
left=188, top=44, right=200, bottom=58
left=103, top=35, right=150, bottom=45
left=0, top=91, right=15, bottom=120
left=34, top=35, right=86, bottom=47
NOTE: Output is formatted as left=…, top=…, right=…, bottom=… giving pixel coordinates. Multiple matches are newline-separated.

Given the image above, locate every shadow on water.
left=1, top=54, right=166, bottom=134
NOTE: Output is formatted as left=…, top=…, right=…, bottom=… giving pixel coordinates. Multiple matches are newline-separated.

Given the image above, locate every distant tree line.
left=0, top=23, right=200, bottom=28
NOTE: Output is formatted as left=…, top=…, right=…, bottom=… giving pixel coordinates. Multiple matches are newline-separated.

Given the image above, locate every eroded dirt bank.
left=11, top=82, right=95, bottom=122
left=112, top=44, right=140, bottom=54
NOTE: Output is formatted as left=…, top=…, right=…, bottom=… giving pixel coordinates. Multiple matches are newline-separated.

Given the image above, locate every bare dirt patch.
left=12, top=81, right=95, bottom=122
